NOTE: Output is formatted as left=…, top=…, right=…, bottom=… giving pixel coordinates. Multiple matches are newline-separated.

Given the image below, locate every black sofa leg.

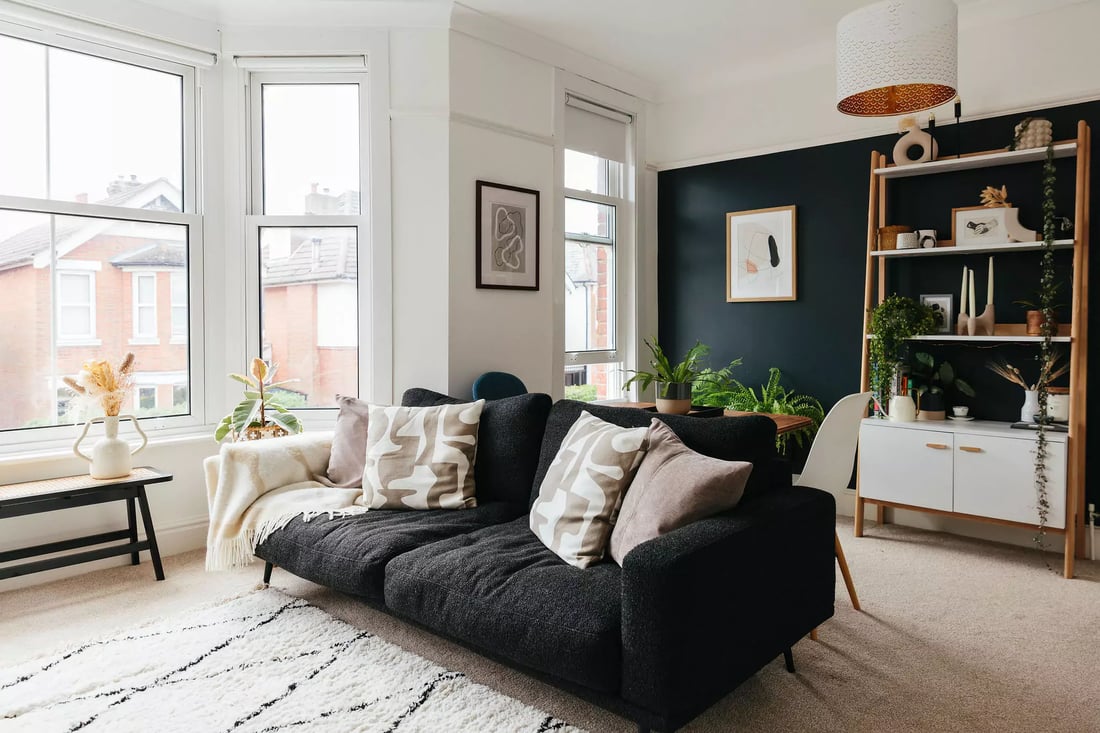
left=783, top=647, right=795, bottom=674
left=263, top=561, right=274, bottom=585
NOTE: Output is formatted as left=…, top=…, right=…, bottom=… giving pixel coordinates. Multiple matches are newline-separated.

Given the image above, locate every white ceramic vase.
left=74, top=415, right=148, bottom=479
left=1019, top=390, right=1040, bottom=424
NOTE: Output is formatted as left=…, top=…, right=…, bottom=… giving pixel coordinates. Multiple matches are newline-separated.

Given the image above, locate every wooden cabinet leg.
left=854, top=496, right=865, bottom=537
left=876, top=505, right=886, bottom=526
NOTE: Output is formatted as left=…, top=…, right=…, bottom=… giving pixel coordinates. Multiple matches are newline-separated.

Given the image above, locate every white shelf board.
left=861, top=417, right=1068, bottom=443
left=875, top=142, right=1077, bottom=179
left=871, top=239, right=1074, bottom=258
left=866, top=334, right=1072, bottom=343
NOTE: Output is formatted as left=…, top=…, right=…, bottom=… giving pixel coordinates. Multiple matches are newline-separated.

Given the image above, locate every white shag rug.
left=0, top=589, right=586, bottom=733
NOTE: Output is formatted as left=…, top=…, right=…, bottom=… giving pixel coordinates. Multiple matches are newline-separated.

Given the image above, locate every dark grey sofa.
left=256, top=389, right=836, bottom=733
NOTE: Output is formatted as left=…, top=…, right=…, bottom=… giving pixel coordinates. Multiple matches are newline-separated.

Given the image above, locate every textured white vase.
left=74, top=415, right=148, bottom=479
left=1019, top=390, right=1040, bottom=424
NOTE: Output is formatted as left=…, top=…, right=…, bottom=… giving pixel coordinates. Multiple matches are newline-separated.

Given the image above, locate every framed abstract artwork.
left=726, top=205, right=797, bottom=302
left=476, top=180, right=540, bottom=291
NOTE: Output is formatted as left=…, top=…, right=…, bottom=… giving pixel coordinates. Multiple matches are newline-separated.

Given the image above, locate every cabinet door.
left=858, top=424, right=953, bottom=511
left=953, top=434, right=1066, bottom=528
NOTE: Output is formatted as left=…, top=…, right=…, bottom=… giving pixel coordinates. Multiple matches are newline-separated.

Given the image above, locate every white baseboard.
left=0, top=516, right=208, bottom=593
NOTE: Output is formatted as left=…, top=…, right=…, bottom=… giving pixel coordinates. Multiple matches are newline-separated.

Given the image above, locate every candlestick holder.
left=956, top=312, right=970, bottom=336
left=967, top=304, right=995, bottom=337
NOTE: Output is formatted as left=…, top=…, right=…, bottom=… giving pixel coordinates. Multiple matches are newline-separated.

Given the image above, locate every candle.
left=960, top=266, right=968, bottom=316
left=969, top=269, right=977, bottom=319
left=987, top=256, right=994, bottom=304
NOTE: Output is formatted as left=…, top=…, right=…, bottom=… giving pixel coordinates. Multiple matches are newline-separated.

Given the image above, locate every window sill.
left=0, top=426, right=218, bottom=467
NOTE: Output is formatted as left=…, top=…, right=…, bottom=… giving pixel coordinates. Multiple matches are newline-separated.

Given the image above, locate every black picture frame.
left=475, top=180, right=540, bottom=291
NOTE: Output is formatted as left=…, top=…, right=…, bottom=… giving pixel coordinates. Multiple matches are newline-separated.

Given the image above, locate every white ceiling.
left=139, top=0, right=1089, bottom=99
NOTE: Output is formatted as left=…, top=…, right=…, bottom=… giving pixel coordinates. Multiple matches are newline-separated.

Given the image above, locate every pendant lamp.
left=836, top=0, right=958, bottom=117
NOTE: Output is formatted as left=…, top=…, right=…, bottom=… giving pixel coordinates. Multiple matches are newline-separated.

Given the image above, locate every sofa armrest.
left=204, top=431, right=334, bottom=513
left=620, top=485, right=835, bottom=730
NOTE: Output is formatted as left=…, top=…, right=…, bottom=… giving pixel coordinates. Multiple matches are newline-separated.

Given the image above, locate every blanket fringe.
left=206, top=507, right=367, bottom=571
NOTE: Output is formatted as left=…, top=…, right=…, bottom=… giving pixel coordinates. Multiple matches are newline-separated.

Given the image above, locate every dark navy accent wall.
left=657, top=101, right=1099, bottom=504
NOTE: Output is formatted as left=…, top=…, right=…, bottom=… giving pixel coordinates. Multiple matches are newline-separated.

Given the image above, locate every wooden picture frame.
left=951, top=205, right=1004, bottom=247
left=726, top=205, right=797, bottom=302
left=476, top=180, right=540, bottom=291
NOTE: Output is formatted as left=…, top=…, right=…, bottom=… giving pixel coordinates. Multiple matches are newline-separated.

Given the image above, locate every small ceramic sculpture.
left=978, top=185, right=1038, bottom=243
left=893, top=116, right=938, bottom=166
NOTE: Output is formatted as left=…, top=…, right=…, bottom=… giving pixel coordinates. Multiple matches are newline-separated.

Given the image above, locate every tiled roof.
left=110, top=241, right=186, bottom=268
left=0, top=179, right=179, bottom=270
left=262, top=230, right=357, bottom=286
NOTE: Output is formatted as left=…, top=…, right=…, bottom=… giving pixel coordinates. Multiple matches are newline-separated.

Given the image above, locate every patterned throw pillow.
left=363, top=400, right=485, bottom=510
left=609, top=418, right=753, bottom=565
left=529, top=411, right=649, bottom=568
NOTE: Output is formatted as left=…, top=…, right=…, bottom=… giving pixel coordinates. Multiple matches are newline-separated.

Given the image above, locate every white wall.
left=648, top=1, right=1100, bottom=168
left=446, top=32, right=556, bottom=398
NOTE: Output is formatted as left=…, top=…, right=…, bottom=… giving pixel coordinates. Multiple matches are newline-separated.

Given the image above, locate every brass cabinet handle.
left=959, top=446, right=983, bottom=453
left=925, top=443, right=949, bottom=450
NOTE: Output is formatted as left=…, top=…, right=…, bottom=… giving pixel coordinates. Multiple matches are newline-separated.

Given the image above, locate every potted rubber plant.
left=623, top=339, right=713, bottom=415
left=215, top=358, right=304, bottom=442
left=910, top=352, right=975, bottom=420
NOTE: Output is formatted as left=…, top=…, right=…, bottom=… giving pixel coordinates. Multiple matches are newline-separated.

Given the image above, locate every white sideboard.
left=858, top=419, right=1067, bottom=530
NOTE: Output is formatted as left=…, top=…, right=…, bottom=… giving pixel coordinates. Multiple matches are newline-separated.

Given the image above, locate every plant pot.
left=73, top=414, right=148, bottom=479
left=1025, top=310, right=1058, bottom=336
left=1020, top=390, right=1041, bottom=423
left=237, top=424, right=289, bottom=441
left=656, top=382, right=692, bottom=415
left=916, top=391, right=946, bottom=421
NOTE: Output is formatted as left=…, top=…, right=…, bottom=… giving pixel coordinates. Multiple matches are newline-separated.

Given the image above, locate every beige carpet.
left=2, top=519, right=1098, bottom=732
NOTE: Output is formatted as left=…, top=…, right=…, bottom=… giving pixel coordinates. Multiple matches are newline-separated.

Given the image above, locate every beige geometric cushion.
left=362, top=400, right=485, bottom=510
left=529, top=411, right=649, bottom=568
left=609, top=418, right=753, bottom=565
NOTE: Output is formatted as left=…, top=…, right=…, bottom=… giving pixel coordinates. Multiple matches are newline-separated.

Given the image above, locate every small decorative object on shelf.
left=986, top=351, right=1069, bottom=423
left=953, top=200, right=1037, bottom=248
left=877, top=225, right=912, bottom=251
left=624, top=339, right=716, bottom=415
left=917, top=229, right=938, bottom=248
left=888, top=379, right=918, bottom=422
left=911, top=352, right=974, bottom=421
left=966, top=257, right=996, bottom=336
left=896, top=232, right=920, bottom=249
left=920, top=293, right=953, bottom=334
left=893, top=116, right=938, bottom=166
left=1015, top=282, right=1065, bottom=336
left=64, top=353, right=147, bottom=479
left=215, top=358, right=303, bottom=442
left=1009, top=117, right=1053, bottom=151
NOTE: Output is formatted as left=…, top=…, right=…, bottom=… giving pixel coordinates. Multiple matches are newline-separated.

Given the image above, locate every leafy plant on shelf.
left=623, top=339, right=715, bottom=398
left=867, top=295, right=938, bottom=413
left=910, top=352, right=975, bottom=411
left=696, top=366, right=824, bottom=454
left=215, top=358, right=303, bottom=442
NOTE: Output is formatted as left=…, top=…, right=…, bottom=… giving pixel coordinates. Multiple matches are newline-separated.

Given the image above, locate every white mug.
left=896, top=232, right=920, bottom=249
left=918, top=229, right=938, bottom=248
left=952, top=405, right=969, bottom=418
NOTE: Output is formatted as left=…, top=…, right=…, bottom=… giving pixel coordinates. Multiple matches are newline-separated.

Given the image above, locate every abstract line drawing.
left=476, top=181, right=540, bottom=290
left=726, top=205, right=797, bottom=302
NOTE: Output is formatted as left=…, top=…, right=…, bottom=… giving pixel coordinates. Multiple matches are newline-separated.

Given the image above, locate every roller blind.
left=564, top=95, right=631, bottom=164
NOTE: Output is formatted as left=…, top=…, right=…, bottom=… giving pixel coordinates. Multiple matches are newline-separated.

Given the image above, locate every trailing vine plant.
left=868, top=295, right=938, bottom=414
left=1032, top=141, right=1059, bottom=554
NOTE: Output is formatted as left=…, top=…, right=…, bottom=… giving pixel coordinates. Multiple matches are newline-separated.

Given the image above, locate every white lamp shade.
left=836, top=0, right=958, bottom=117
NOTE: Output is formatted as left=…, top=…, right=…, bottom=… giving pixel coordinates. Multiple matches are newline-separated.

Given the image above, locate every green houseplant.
left=215, top=358, right=304, bottom=442
left=695, top=365, right=824, bottom=454
left=868, top=295, right=938, bottom=414
left=910, top=352, right=975, bottom=417
left=623, top=339, right=714, bottom=414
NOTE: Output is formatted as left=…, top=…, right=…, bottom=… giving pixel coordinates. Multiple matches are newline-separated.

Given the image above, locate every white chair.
left=795, top=391, right=871, bottom=635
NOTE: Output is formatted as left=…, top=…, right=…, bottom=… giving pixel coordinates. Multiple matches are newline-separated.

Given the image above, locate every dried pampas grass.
left=64, top=352, right=136, bottom=419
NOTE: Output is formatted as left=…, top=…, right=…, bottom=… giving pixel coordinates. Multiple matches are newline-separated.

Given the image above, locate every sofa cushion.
left=384, top=517, right=623, bottom=692
left=364, top=400, right=484, bottom=509
left=531, top=400, right=778, bottom=506
left=254, top=502, right=521, bottom=600
left=609, top=418, right=753, bottom=565
left=529, top=411, right=648, bottom=568
left=326, top=395, right=370, bottom=488
left=401, top=389, right=552, bottom=507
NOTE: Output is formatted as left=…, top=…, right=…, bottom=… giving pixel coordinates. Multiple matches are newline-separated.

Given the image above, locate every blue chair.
left=472, top=372, right=527, bottom=400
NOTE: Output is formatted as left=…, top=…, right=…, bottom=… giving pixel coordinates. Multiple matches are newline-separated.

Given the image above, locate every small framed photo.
left=952, top=205, right=1006, bottom=247
left=921, top=293, right=954, bottom=334
left=476, top=180, right=540, bottom=291
left=726, top=205, right=797, bottom=302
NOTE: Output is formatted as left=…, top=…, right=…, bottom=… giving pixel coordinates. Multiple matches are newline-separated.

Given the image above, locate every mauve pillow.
left=327, top=395, right=370, bottom=488
left=609, top=418, right=753, bottom=565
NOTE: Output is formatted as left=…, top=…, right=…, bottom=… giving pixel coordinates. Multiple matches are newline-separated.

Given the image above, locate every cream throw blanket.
left=204, top=432, right=366, bottom=571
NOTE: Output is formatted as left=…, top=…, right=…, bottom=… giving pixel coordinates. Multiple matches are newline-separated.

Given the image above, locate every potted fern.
left=623, top=339, right=714, bottom=414
left=215, top=358, right=304, bottom=442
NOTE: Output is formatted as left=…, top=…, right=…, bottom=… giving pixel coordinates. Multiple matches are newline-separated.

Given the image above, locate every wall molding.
left=652, top=91, right=1100, bottom=172
left=449, top=111, right=556, bottom=147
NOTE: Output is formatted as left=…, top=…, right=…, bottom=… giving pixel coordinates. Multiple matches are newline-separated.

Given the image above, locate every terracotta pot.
left=1025, top=310, right=1058, bottom=336
left=238, top=424, right=289, bottom=441
left=656, top=398, right=692, bottom=415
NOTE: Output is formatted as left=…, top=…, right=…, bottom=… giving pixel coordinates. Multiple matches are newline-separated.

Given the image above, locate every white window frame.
left=169, top=270, right=187, bottom=343
left=131, top=271, right=159, bottom=344
left=0, top=17, right=206, bottom=450
left=55, top=269, right=97, bottom=344
left=554, top=72, right=643, bottom=402
left=240, top=60, right=392, bottom=423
